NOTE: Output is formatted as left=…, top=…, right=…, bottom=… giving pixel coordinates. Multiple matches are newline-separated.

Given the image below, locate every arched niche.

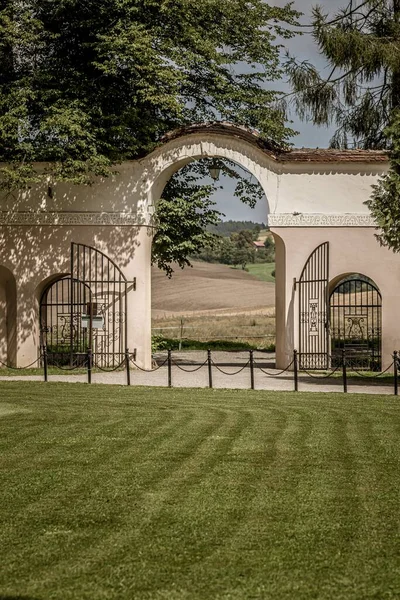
left=0, top=266, right=17, bottom=367
left=329, top=273, right=382, bottom=370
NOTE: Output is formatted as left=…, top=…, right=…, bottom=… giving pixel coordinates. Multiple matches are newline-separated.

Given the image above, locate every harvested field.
left=152, top=260, right=275, bottom=319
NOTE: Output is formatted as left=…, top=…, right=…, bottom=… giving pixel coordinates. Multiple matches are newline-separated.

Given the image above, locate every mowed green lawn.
left=1, top=384, right=400, bottom=600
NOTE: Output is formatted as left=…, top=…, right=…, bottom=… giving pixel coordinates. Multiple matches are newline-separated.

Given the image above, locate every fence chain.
left=52, top=362, right=86, bottom=372
left=344, top=360, right=395, bottom=379
left=301, top=364, right=342, bottom=379
left=172, top=359, right=208, bottom=373
left=210, top=359, right=250, bottom=376
left=0, top=356, right=43, bottom=370
left=253, top=359, right=294, bottom=377
left=129, top=355, right=169, bottom=372
left=92, top=359, right=126, bottom=372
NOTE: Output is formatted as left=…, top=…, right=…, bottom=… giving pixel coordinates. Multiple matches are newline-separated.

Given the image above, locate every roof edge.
left=159, top=122, right=389, bottom=164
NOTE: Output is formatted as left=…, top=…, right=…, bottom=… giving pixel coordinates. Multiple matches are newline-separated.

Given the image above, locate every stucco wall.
left=0, top=126, right=395, bottom=370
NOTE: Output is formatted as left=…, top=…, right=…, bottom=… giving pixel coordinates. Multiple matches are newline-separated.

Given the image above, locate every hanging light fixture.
left=209, top=160, right=221, bottom=181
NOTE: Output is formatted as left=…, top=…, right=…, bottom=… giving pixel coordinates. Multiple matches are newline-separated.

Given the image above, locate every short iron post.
left=249, top=350, right=255, bottom=390
left=293, top=349, right=299, bottom=392
left=168, top=349, right=172, bottom=388
left=43, top=345, right=48, bottom=383
left=125, top=348, right=131, bottom=386
left=342, top=349, right=347, bottom=393
left=207, top=349, right=213, bottom=389
left=87, top=348, right=92, bottom=384
left=394, top=351, right=398, bottom=396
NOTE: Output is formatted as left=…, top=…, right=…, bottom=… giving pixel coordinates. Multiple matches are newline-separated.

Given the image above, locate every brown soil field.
left=152, top=261, right=275, bottom=319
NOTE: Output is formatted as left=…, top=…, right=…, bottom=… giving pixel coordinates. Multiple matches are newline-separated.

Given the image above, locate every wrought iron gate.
left=298, top=242, right=329, bottom=370
left=40, top=243, right=131, bottom=367
left=330, top=277, right=382, bottom=370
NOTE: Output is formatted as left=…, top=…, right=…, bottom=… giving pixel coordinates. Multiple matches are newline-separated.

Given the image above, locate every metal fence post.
left=207, top=349, right=213, bottom=389
left=43, top=345, right=48, bottom=383
left=394, top=351, right=398, bottom=396
left=168, top=349, right=172, bottom=388
left=125, top=348, right=131, bottom=386
left=87, top=348, right=92, bottom=384
left=293, top=349, right=298, bottom=392
left=249, top=350, right=255, bottom=390
left=342, top=349, right=347, bottom=393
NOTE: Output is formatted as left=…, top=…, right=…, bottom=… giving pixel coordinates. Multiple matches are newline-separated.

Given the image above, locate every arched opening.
left=39, top=243, right=129, bottom=367
left=0, top=266, right=17, bottom=367
left=329, top=274, right=382, bottom=370
left=150, top=155, right=278, bottom=358
left=40, top=276, right=91, bottom=365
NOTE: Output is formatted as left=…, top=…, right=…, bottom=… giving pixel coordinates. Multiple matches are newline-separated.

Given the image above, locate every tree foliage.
left=152, top=158, right=265, bottom=275
left=288, top=0, right=400, bottom=149
left=366, top=112, right=400, bottom=250
left=288, top=1, right=400, bottom=256
left=0, top=0, right=299, bottom=189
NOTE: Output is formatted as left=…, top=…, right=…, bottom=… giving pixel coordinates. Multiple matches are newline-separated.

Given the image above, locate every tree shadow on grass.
left=0, top=596, right=41, bottom=599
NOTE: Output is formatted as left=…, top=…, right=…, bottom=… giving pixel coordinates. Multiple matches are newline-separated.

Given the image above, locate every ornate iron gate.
left=298, top=242, right=329, bottom=370
left=330, top=278, right=382, bottom=370
left=40, top=243, right=131, bottom=367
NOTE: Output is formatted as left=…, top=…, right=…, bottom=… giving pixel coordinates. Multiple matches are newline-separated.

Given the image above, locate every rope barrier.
left=0, top=356, right=43, bottom=370
left=92, top=359, right=126, bottom=372
left=253, top=359, right=294, bottom=377
left=129, top=355, right=169, bottom=372
left=344, top=360, right=395, bottom=379
left=301, top=364, right=342, bottom=379
left=210, top=359, right=250, bottom=376
left=51, top=362, right=86, bottom=372
left=172, top=359, right=208, bottom=373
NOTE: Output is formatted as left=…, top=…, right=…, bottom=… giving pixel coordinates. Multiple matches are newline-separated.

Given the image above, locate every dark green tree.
left=288, top=0, right=400, bottom=254
left=152, top=159, right=264, bottom=275
left=288, top=0, right=400, bottom=149
left=0, top=0, right=299, bottom=188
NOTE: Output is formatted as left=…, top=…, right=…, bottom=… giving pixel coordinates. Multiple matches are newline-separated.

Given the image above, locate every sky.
left=212, top=0, right=347, bottom=221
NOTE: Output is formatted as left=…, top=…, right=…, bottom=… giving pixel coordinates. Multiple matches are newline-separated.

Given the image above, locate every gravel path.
left=0, top=351, right=395, bottom=395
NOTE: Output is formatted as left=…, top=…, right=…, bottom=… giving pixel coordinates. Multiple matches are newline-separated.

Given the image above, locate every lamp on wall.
left=209, top=161, right=221, bottom=181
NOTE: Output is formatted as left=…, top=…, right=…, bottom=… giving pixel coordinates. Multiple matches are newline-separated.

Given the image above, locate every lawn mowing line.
left=344, top=412, right=400, bottom=576
left=0, top=409, right=200, bottom=559
left=22, top=407, right=260, bottom=595
left=0, top=406, right=235, bottom=584
left=182, top=407, right=359, bottom=599
left=52, top=409, right=286, bottom=598
left=2, top=389, right=400, bottom=599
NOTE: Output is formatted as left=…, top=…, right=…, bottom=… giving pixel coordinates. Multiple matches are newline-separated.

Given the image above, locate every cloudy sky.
left=213, top=0, right=347, bottom=221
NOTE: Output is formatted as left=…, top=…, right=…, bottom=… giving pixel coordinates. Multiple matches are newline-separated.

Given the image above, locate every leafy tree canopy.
left=152, top=158, right=265, bottom=276
left=0, top=0, right=299, bottom=188
left=288, top=0, right=400, bottom=149
left=287, top=1, right=400, bottom=257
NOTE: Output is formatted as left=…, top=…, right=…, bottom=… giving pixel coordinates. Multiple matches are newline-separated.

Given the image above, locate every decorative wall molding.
left=0, top=211, right=377, bottom=228
left=0, top=211, right=144, bottom=226
left=267, top=213, right=376, bottom=227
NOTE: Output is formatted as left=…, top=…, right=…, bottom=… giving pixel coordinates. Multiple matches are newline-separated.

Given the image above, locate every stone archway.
left=144, top=127, right=284, bottom=363
left=0, top=121, right=395, bottom=370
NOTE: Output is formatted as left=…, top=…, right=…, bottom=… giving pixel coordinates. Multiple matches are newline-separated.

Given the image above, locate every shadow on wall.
left=0, top=175, right=151, bottom=362
left=0, top=266, right=17, bottom=365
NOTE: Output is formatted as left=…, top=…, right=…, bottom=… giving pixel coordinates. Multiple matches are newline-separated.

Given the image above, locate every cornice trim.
left=267, top=214, right=377, bottom=227
left=0, top=211, right=142, bottom=226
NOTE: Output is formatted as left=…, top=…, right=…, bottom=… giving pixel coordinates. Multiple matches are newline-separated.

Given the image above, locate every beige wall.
left=0, top=129, right=396, bottom=370
left=0, top=225, right=152, bottom=367
left=271, top=226, right=400, bottom=369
